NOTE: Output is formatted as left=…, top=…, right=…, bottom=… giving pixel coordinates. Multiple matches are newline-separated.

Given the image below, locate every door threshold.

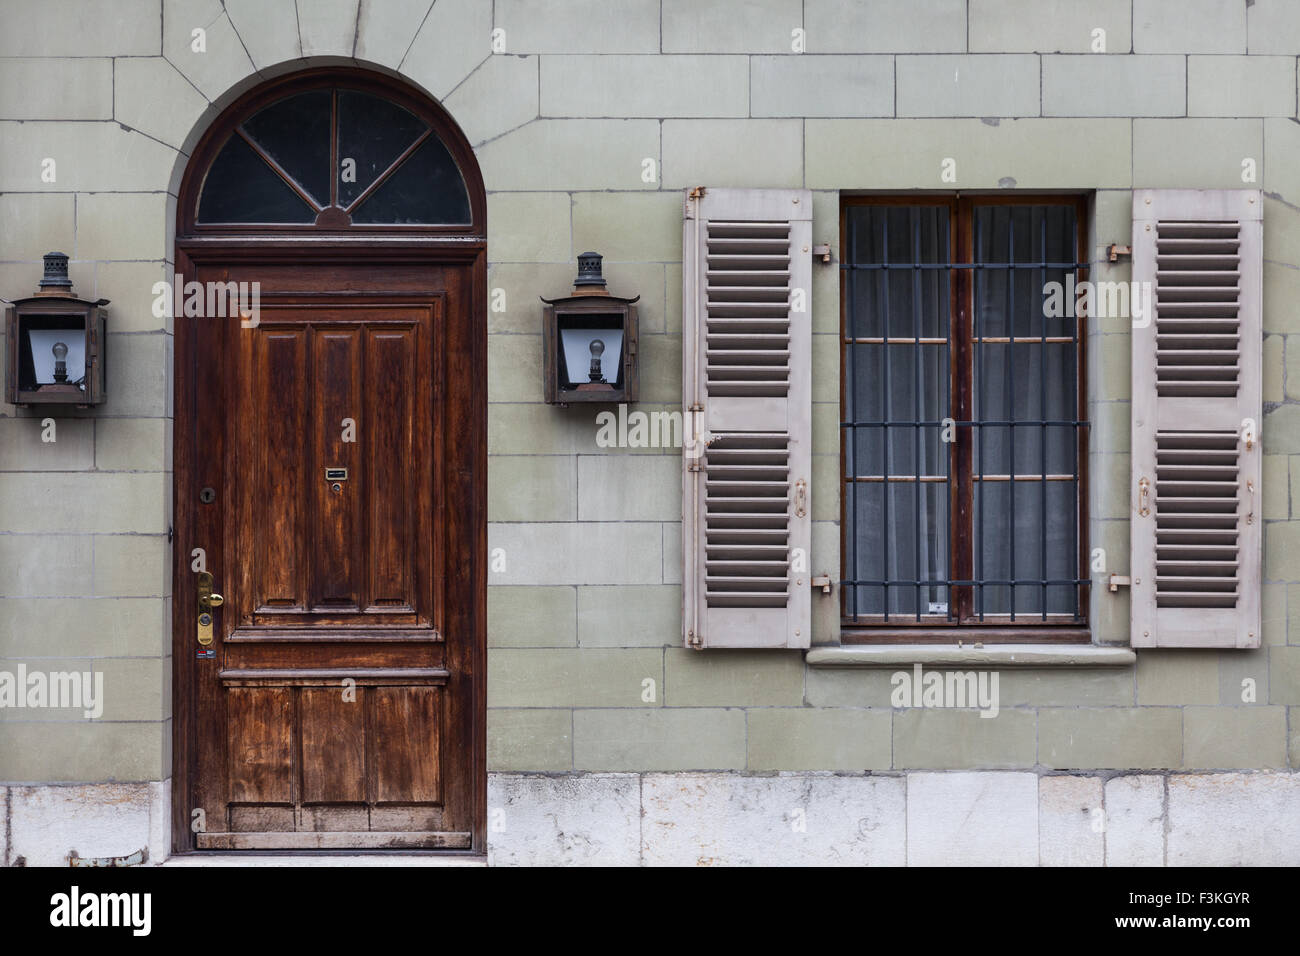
left=196, top=830, right=472, bottom=850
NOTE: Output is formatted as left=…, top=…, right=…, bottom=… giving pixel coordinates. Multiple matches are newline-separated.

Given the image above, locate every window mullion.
left=952, top=198, right=975, bottom=624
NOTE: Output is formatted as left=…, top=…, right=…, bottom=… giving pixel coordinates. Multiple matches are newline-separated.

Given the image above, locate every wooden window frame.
left=840, top=194, right=1091, bottom=644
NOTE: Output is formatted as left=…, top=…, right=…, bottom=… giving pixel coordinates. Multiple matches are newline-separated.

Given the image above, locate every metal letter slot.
left=197, top=571, right=223, bottom=647
left=325, top=467, right=348, bottom=481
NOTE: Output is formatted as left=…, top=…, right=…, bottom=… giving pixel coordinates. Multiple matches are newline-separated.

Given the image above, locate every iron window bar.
left=841, top=202, right=1088, bottom=627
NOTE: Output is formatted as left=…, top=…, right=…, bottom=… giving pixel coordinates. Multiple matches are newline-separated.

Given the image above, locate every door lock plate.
left=197, top=571, right=223, bottom=649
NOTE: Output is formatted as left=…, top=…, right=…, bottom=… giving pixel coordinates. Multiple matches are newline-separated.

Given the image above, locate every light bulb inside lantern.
left=588, top=338, right=606, bottom=383
left=52, top=341, right=69, bottom=384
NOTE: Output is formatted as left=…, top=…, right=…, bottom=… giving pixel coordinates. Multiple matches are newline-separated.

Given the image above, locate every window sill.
left=806, top=643, right=1136, bottom=668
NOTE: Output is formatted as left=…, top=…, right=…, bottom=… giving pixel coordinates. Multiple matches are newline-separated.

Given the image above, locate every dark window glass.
left=352, top=135, right=472, bottom=225
left=841, top=199, right=1086, bottom=629
left=196, top=84, right=471, bottom=227
left=241, top=90, right=332, bottom=208
left=337, top=90, right=428, bottom=208
left=197, top=134, right=315, bottom=224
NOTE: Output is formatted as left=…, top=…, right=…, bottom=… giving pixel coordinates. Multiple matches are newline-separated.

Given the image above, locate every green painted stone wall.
left=1, top=0, right=1298, bottom=784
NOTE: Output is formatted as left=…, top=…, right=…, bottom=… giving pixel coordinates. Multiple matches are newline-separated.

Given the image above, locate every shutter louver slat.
left=1131, top=190, right=1262, bottom=648
left=683, top=188, right=812, bottom=649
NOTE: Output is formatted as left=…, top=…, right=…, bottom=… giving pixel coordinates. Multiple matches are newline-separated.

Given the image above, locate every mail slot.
left=325, top=467, right=348, bottom=481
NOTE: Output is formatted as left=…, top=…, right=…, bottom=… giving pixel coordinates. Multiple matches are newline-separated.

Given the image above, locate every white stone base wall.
left=7, top=771, right=1296, bottom=866
left=2, top=781, right=170, bottom=867
left=487, top=771, right=1300, bottom=867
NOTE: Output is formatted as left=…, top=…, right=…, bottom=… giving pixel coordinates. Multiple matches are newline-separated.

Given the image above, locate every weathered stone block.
left=804, top=0, right=967, bottom=53
left=663, top=648, right=803, bottom=707
left=541, top=55, right=748, bottom=118
left=970, top=0, right=1131, bottom=53
left=487, top=709, right=573, bottom=771
left=662, top=119, right=803, bottom=189
left=577, top=584, right=680, bottom=647
left=487, top=773, right=640, bottom=865
left=225, top=0, right=301, bottom=70
left=478, top=120, right=659, bottom=191
left=893, top=708, right=1038, bottom=769
left=164, top=0, right=256, bottom=102
left=488, top=648, right=663, bottom=707
left=494, top=0, right=661, bottom=53
left=1038, top=707, right=1182, bottom=769
left=1104, top=774, right=1164, bottom=865
left=1188, top=55, right=1297, bottom=118
left=1167, top=772, right=1300, bottom=864
left=906, top=771, right=1039, bottom=865
left=1183, top=706, right=1288, bottom=769
left=1043, top=55, right=1185, bottom=117
left=488, top=455, right=575, bottom=522
left=0, top=58, right=112, bottom=120
left=573, top=708, right=746, bottom=770
left=488, top=584, right=576, bottom=647
left=750, top=55, right=893, bottom=118
left=1133, top=0, right=1246, bottom=53
left=1132, top=119, right=1264, bottom=189
left=0, top=0, right=160, bottom=56
left=1039, top=774, right=1104, bottom=866
left=401, top=0, right=493, bottom=99
left=641, top=772, right=907, bottom=865
left=577, top=455, right=680, bottom=521
left=896, top=55, right=1041, bottom=118
left=442, top=54, right=539, bottom=147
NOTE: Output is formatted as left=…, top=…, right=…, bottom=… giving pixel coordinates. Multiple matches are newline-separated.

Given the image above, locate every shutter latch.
left=1108, top=574, right=1131, bottom=592
left=1137, top=477, right=1151, bottom=517
left=794, top=479, right=807, bottom=518
left=1246, top=479, right=1255, bottom=525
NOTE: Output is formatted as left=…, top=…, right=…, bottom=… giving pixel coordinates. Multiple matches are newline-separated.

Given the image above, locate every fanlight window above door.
left=195, top=86, right=472, bottom=227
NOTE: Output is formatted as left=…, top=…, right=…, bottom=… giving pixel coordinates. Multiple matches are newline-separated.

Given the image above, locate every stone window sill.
left=805, top=643, right=1136, bottom=668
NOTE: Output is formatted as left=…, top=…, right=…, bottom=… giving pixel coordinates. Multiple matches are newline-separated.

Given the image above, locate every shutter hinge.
left=688, top=186, right=706, bottom=201
left=687, top=628, right=703, bottom=649
left=688, top=461, right=704, bottom=472
left=1107, top=243, right=1131, bottom=262
left=688, top=402, right=703, bottom=412
left=1108, top=574, right=1131, bottom=592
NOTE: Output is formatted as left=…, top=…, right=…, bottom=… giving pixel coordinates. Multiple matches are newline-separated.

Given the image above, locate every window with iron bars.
left=840, top=196, right=1091, bottom=641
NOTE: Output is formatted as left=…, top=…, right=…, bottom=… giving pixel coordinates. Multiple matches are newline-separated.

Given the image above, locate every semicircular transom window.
left=196, top=86, right=472, bottom=227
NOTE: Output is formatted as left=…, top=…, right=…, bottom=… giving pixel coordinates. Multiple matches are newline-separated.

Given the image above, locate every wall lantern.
left=541, top=252, right=639, bottom=405
left=5, top=252, right=108, bottom=407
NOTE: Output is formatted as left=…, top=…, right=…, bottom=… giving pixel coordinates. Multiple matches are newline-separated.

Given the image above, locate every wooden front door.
left=175, top=255, right=483, bottom=851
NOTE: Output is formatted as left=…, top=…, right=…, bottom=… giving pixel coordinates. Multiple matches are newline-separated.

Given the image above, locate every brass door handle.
left=197, top=571, right=223, bottom=647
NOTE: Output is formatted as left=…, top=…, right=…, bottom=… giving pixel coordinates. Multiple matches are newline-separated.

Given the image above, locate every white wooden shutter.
left=1130, top=189, right=1262, bottom=648
left=682, top=187, right=812, bottom=649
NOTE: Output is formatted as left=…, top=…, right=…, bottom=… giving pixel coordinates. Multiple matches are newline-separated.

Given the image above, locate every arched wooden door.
left=172, top=69, right=485, bottom=852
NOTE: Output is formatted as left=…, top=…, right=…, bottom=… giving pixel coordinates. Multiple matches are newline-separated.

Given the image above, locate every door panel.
left=180, top=260, right=478, bottom=851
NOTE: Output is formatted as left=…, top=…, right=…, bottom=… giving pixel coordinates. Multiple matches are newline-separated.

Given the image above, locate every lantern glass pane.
left=559, top=328, right=623, bottom=386
left=26, top=327, right=86, bottom=385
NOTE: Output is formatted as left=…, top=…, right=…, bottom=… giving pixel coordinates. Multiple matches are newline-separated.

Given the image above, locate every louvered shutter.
left=1130, top=189, right=1262, bottom=648
left=682, top=187, right=812, bottom=649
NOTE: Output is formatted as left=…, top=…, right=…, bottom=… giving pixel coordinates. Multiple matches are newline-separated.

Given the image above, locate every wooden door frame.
left=169, top=68, right=487, bottom=856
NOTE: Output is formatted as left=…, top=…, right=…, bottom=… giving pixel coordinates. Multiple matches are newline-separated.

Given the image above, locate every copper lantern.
left=5, top=252, right=108, bottom=407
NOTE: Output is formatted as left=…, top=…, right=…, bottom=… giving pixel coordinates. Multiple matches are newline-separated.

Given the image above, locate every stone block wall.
left=0, top=0, right=1298, bottom=863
